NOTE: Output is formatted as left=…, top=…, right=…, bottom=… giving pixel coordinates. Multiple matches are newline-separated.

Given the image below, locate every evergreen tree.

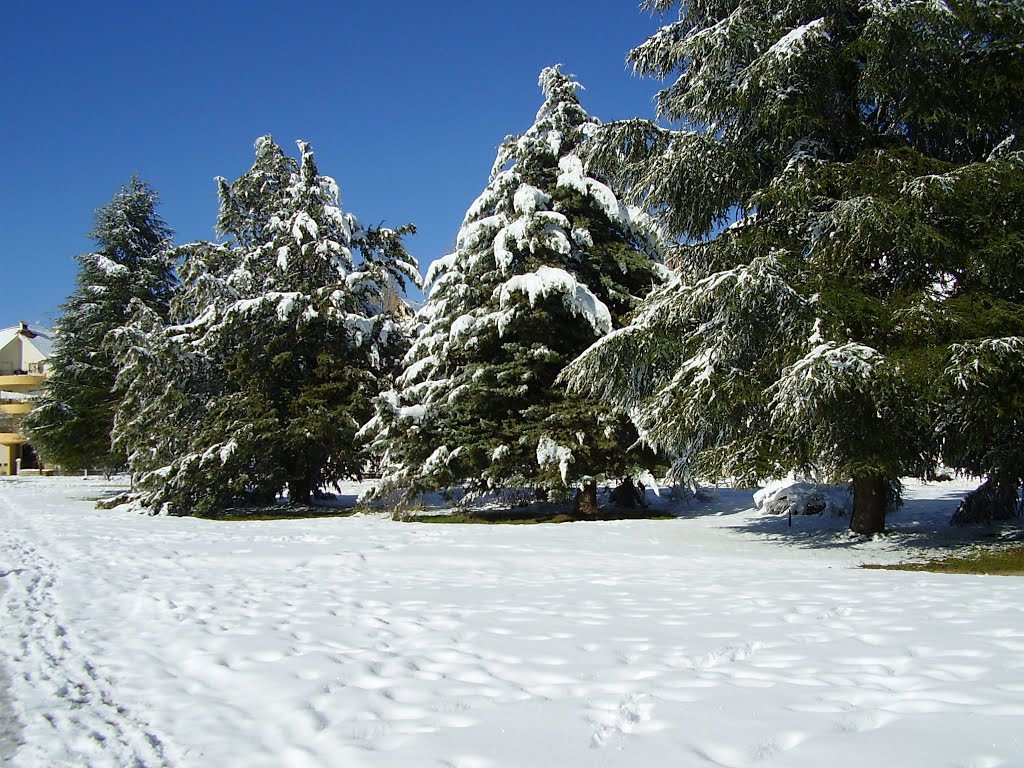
left=368, top=67, right=665, bottom=510
left=565, top=1, right=1024, bottom=532
left=943, top=335, right=1024, bottom=525
left=24, top=177, right=176, bottom=472
left=114, top=137, right=418, bottom=515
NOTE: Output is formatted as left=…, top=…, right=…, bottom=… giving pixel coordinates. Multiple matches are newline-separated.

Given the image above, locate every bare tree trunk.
left=850, top=474, right=887, bottom=534
left=288, top=453, right=320, bottom=506
left=573, top=479, right=598, bottom=517
left=289, top=476, right=312, bottom=505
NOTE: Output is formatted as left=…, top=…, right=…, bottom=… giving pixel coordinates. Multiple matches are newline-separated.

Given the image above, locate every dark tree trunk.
left=850, top=474, right=887, bottom=534
left=573, top=479, right=598, bottom=517
left=288, top=453, right=322, bottom=506
left=289, top=477, right=312, bottom=505
left=610, top=477, right=644, bottom=508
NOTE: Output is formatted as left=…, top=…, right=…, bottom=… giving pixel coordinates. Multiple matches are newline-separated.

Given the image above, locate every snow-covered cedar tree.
left=23, top=177, right=176, bottom=472
left=365, top=66, right=666, bottom=512
left=564, top=0, right=1024, bottom=533
left=113, top=137, right=419, bottom=515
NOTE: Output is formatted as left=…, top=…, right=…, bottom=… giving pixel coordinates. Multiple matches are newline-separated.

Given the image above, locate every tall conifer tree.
left=25, top=177, right=175, bottom=471
left=115, top=137, right=418, bottom=514
left=565, top=0, right=1024, bottom=531
left=368, top=67, right=665, bottom=509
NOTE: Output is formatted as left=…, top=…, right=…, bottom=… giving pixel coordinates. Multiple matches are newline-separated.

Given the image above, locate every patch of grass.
left=398, top=506, right=676, bottom=525
left=863, top=544, right=1024, bottom=576
left=199, top=503, right=359, bottom=522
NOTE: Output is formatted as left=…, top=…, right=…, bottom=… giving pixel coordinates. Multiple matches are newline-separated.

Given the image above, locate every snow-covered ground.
left=1, top=475, right=1022, bottom=767
left=0, top=582, right=22, bottom=763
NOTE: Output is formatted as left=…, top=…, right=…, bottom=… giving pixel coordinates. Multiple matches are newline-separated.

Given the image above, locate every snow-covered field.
left=1, top=476, right=1023, bottom=767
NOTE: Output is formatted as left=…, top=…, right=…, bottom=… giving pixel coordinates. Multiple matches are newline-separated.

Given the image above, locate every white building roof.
left=0, top=323, right=55, bottom=364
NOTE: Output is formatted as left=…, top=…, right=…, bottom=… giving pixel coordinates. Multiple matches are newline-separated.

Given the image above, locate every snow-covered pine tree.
left=24, top=177, right=176, bottom=472
left=564, top=1, right=1024, bottom=532
left=368, top=66, right=665, bottom=511
left=115, top=137, right=418, bottom=515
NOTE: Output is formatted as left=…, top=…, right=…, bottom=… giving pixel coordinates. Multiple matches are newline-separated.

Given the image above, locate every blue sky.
left=1, top=1, right=669, bottom=327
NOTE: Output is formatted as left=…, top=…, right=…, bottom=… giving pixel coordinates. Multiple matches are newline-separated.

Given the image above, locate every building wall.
left=0, top=443, right=18, bottom=476
left=0, top=324, right=52, bottom=475
left=0, top=338, right=23, bottom=374
left=0, top=335, right=47, bottom=374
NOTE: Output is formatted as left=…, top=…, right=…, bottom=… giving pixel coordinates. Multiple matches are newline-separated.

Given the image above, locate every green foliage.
left=940, top=338, right=1024, bottom=491
left=570, top=0, right=1024, bottom=531
left=950, top=476, right=1022, bottom=526
left=369, top=67, right=665, bottom=500
left=114, top=137, right=418, bottom=515
left=196, top=504, right=359, bottom=522
left=397, top=508, right=675, bottom=525
left=24, top=177, right=176, bottom=471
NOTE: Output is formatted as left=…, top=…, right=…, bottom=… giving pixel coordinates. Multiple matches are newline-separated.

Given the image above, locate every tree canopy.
left=24, top=176, right=176, bottom=472
left=566, top=0, right=1024, bottom=531
left=114, top=137, right=418, bottom=514
left=368, top=66, right=666, bottom=506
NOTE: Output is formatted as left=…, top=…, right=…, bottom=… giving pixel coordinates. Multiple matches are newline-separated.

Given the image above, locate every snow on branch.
left=770, top=341, right=882, bottom=425
left=947, top=337, right=1024, bottom=390
left=497, top=266, right=612, bottom=337
left=536, top=435, right=575, bottom=485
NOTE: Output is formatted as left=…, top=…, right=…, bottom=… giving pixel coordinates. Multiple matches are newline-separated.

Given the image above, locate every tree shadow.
left=728, top=483, right=1024, bottom=556
left=658, top=486, right=758, bottom=518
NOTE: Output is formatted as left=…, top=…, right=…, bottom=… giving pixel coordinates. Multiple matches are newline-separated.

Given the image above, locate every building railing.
left=0, top=362, right=46, bottom=376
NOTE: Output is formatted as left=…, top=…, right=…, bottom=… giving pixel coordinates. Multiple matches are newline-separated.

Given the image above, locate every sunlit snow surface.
left=1, top=477, right=1023, bottom=767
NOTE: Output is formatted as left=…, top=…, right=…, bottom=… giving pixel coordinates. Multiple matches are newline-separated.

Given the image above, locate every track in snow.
left=0, top=492, right=175, bottom=768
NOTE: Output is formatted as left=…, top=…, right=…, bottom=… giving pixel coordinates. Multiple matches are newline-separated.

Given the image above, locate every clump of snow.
left=765, top=18, right=828, bottom=61
left=493, top=212, right=572, bottom=274
left=456, top=214, right=507, bottom=254
left=556, top=154, right=589, bottom=195
left=94, top=255, right=128, bottom=276
left=291, top=211, right=319, bottom=242
left=554, top=155, right=660, bottom=254
left=571, top=227, right=593, bottom=247
left=275, top=293, right=297, bottom=320
left=218, top=440, right=237, bottom=464
left=556, top=155, right=624, bottom=224
left=754, top=479, right=851, bottom=517
left=771, top=341, right=881, bottom=421
left=497, top=266, right=612, bottom=337
left=536, top=435, right=575, bottom=484
left=422, top=445, right=450, bottom=475
left=449, top=313, right=480, bottom=343
left=513, top=185, right=550, bottom=215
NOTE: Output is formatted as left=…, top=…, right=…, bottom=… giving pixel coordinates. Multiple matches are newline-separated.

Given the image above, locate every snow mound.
left=753, top=480, right=851, bottom=517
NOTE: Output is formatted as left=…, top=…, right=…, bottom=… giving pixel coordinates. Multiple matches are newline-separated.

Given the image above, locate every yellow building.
left=0, top=322, right=53, bottom=475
